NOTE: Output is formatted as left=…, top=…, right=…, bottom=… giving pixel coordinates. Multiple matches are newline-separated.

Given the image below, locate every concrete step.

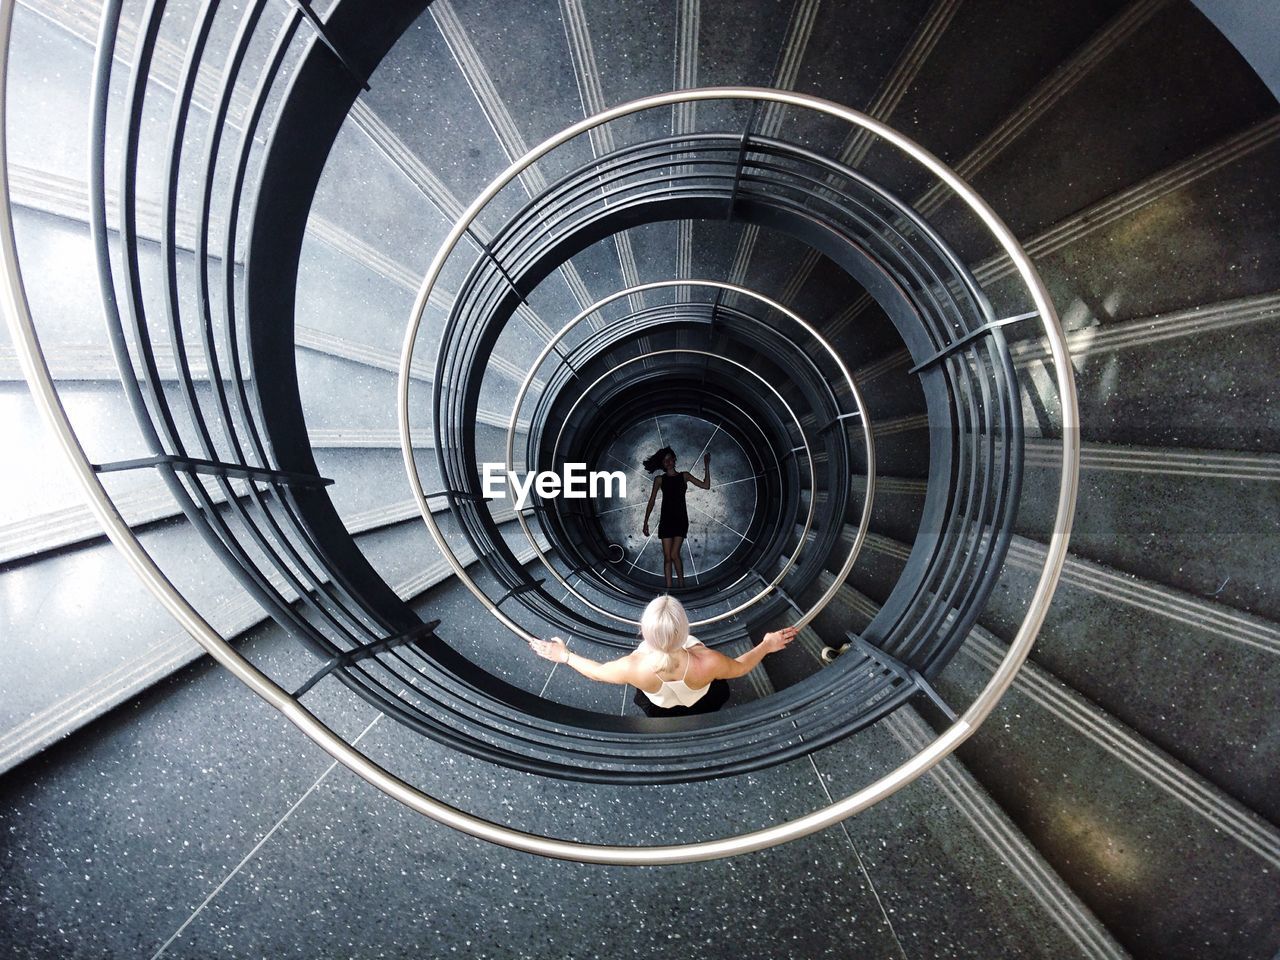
left=0, top=506, right=540, bottom=776
left=854, top=0, right=1135, bottom=199
left=925, top=1, right=1277, bottom=259
left=789, top=558, right=1280, bottom=958
left=1019, top=437, right=1280, bottom=621
left=0, top=606, right=903, bottom=956
left=0, top=202, right=539, bottom=425
left=986, top=534, right=1280, bottom=826
left=842, top=516, right=1280, bottom=824
left=1, top=575, right=1123, bottom=960
left=980, top=116, right=1280, bottom=331
left=861, top=436, right=1280, bottom=623
left=1011, top=290, right=1280, bottom=453
left=933, top=625, right=1280, bottom=960
left=812, top=703, right=1127, bottom=960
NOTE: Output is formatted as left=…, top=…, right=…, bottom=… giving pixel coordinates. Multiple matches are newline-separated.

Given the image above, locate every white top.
left=641, top=636, right=709, bottom=708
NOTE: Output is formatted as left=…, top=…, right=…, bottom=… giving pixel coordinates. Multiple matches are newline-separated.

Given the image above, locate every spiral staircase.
left=1, top=0, right=1277, bottom=956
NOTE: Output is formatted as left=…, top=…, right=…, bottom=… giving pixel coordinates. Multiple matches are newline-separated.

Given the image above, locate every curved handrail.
left=7, top=1, right=922, bottom=780
left=0, top=23, right=1078, bottom=859
left=494, top=279, right=874, bottom=632
left=530, top=353, right=787, bottom=606
left=382, top=87, right=1080, bottom=858
left=553, top=347, right=819, bottom=624
left=423, top=126, right=996, bottom=651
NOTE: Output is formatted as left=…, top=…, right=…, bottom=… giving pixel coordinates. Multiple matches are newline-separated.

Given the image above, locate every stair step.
left=934, top=625, right=1280, bottom=959
left=811, top=703, right=1127, bottom=960
left=855, top=0, right=1135, bottom=199
left=928, top=1, right=1277, bottom=256
left=989, top=533, right=1280, bottom=824
left=982, top=115, right=1280, bottom=321
left=0, top=512, right=539, bottom=776
left=839, top=515, right=1280, bottom=822
left=1020, top=438, right=1280, bottom=620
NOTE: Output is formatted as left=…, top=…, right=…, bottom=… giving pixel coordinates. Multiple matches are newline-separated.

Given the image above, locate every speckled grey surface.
left=811, top=707, right=1123, bottom=960
left=981, top=533, right=1280, bottom=824
left=293, top=232, right=421, bottom=354
left=1017, top=451, right=1280, bottom=620
left=0, top=383, right=152, bottom=526
left=987, top=138, right=1280, bottom=331
left=0, top=570, right=905, bottom=960
left=855, top=0, right=1134, bottom=198
left=0, top=607, right=1130, bottom=960
left=312, top=126, right=447, bottom=275
left=9, top=208, right=123, bottom=351
left=0, top=618, right=384, bottom=960
left=930, top=1, right=1278, bottom=258
left=314, top=447, right=438, bottom=520
left=5, top=7, right=98, bottom=185
left=145, top=756, right=904, bottom=960
left=0, top=517, right=240, bottom=734
left=934, top=633, right=1280, bottom=960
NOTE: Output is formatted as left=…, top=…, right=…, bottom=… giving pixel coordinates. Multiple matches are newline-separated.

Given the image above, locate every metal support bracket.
left=821, top=411, right=862, bottom=432
left=425, top=488, right=482, bottom=503
left=726, top=102, right=761, bottom=218
left=93, top=454, right=332, bottom=488
left=495, top=579, right=546, bottom=606
left=287, top=0, right=371, bottom=90
left=473, top=233, right=534, bottom=309
left=773, top=583, right=805, bottom=616
left=292, top=619, right=441, bottom=699
left=908, top=310, right=1039, bottom=375
left=846, top=633, right=958, bottom=722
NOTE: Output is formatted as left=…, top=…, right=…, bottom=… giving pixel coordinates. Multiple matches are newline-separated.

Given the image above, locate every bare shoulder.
left=690, top=645, right=735, bottom=682
left=624, top=647, right=655, bottom=672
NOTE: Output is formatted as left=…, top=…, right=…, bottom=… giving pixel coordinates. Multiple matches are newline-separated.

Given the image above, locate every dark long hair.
left=643, top=446, right=676, bottom=474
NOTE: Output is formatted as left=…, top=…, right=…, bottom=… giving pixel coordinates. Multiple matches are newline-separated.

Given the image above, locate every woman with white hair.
left=529, top=595, right=797, bottom=716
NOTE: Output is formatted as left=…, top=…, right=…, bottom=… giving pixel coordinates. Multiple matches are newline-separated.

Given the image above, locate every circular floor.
left=593, top=414, right=758, bottom=582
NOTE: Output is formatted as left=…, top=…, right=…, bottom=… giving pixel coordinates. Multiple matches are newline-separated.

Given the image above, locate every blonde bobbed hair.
left=638, top=594, right=689, bottom=672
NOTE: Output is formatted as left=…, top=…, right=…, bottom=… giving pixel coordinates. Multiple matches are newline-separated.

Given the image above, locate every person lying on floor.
left=528, top=594, right=797, bottom=717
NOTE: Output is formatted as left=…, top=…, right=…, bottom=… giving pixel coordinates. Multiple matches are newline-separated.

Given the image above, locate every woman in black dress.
left=641, top=446, right=711, bottom=588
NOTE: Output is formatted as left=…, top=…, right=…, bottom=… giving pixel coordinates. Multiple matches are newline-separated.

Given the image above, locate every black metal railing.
left=3, top=0, right=1082, bottom=861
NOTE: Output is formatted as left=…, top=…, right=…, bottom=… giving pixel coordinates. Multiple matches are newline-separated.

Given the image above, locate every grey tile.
left=933, top=636, right=1280, bottom=960
left=158, top=717, right=902, bottom=959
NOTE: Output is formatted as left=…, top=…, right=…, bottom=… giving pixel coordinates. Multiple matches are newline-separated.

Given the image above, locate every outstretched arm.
left=706, top=626, right=797, bottom=679
left=642, top=476, right=660, bottom=535
left=685, top=453, right=712, bottom=490
left=529, top=637, right=635, bottom=685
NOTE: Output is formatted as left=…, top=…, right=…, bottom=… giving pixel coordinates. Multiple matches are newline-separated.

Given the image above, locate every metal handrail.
left=490, top=279, right=874, bottom=632
left=0, top=0, right=1078, bottom=854
left=558, top=347, right=817, bottom=622
left=5, top=0, right=922, bottom=788
left=520, top=300, right=839, bottom=605
left=440, top=130, right=983, bottom=368
left=85, top=0, right=470, bottom=740
left=422, top=133, right=959, bottom=644
left=414, top=99, right=1013, bottom=655
left=415, top=110, right=1006, bottom=655
left=384, top=87, right=1080, bottom=859
left=87, top=0, right=382, bottom=662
